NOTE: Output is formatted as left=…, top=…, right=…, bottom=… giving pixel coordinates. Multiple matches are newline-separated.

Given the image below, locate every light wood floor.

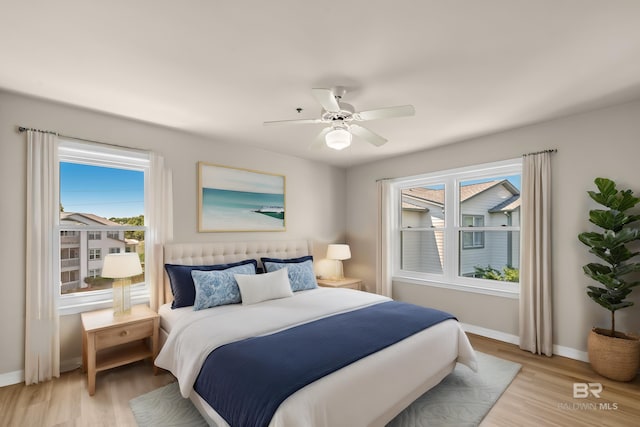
left=471, top=334, right=640, bottom=427
left=0, top=360, right=174, bottom=427
left=0, top=334, right=638, bottom=427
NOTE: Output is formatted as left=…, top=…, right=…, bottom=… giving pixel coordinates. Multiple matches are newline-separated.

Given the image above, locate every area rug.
left=130, top=352, right=520, bottom=427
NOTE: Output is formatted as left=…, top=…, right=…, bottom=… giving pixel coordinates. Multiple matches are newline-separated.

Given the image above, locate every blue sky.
left=60, top=162, right=144, bottom=218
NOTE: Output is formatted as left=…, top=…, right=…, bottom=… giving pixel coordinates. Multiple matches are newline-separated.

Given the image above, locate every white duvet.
left=155, top=288, right=477, bottom=427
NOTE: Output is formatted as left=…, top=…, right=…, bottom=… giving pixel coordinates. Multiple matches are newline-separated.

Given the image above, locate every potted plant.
left=578, top=177, right=640, bottom=381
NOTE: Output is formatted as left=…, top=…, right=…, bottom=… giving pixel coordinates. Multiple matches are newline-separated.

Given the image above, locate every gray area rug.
left=130, top=352, right=520, bottom=427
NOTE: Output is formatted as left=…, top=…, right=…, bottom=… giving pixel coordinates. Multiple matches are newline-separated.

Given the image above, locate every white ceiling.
left=2, top=1, right=640, bottom=167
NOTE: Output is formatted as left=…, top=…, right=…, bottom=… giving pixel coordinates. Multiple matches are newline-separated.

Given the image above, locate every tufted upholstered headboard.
left=162, top=240, right=313, bottom=304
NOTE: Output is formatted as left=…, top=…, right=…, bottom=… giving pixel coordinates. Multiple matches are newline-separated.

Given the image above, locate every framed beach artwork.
left=198, top=162, right=286, bottom=232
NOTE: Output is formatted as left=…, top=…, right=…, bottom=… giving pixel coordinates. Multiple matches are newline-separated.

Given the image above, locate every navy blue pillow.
left=261, top=255, right=317, bottom=292
left=165, top=259, right=257, bottom=308
left=261, top=255, right=313, bottom=266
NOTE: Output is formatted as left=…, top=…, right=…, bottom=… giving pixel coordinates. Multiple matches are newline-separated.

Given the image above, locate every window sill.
left=392, top=275, right=519, bottom=299
left=59, top=294, right=150, bottom=316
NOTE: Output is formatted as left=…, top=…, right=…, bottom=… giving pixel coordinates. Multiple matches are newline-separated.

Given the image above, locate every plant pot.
left=588, top=328, right=640, bottom=382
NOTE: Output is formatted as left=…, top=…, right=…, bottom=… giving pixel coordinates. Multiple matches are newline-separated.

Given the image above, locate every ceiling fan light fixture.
left=265, top=87, right=414, bottom=149
left=325, top=127, right=352, bottom=150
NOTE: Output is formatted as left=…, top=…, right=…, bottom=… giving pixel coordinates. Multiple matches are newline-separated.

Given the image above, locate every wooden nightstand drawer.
left=95, top=319, right=154, bottom=351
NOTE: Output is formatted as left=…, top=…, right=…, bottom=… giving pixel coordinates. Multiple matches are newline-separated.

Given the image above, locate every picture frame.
left=197, top=162, right=286, bottom=232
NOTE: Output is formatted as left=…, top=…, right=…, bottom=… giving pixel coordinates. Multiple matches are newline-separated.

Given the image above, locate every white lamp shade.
left=101, top=253, right=142, bottom=278
left=325, top=128, right=352, bottom=150
left=326, top=244, right=351, bottom=261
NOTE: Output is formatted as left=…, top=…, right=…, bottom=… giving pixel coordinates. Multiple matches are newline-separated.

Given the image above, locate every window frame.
left=392, top=158, right=522, bottom=298
left=57, top=139, right=150, bottom=315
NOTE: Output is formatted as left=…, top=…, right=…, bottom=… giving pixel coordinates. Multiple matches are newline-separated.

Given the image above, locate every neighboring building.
left=401, top=180, right=520, bottom=277
left=59, top=212, right=138, bottom=293
left=402, top=186, right=446, bottom=274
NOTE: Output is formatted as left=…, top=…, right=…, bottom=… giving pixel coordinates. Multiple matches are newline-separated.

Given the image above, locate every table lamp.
left=326, top=244, right=351, bottom=280
left=101, top=253, right=143, bottom=316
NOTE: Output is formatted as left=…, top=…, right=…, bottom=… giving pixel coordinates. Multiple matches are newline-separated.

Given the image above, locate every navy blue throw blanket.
left=194, top=301, right=456, bottom=427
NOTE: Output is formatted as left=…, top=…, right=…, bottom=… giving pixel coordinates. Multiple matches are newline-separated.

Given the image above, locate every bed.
left=154, top=240, right=477, bottom=427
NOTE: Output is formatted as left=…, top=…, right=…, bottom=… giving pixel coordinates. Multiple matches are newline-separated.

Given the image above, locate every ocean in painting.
left=201, top=187, right=285, bottom=230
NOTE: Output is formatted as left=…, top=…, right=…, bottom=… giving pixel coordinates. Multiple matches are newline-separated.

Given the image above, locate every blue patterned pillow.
left=165, top=259, right=257, bottom=309
left=191, top=263, right=256, bottom=310
left=261, top=256, right=317, bottom=292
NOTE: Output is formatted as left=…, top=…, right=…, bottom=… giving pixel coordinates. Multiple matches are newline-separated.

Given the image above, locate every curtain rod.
left=18, top=126, right=57, bottom=135
left=17, top=125, right=147, bottom=152
left=522, top=148, right=557, bottom=156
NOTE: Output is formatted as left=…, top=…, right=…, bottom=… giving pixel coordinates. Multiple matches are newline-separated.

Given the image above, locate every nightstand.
left=81, top=304, right=159, bottom=396
left=317, top=277, right=363, bottom=291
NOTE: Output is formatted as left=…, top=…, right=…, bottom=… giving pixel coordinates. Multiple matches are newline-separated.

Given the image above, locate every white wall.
left=346, top=99, right=640, bottom=354
left=3, top=89, right=640, bottom=383
left=0, top=91, right=347, bottom=380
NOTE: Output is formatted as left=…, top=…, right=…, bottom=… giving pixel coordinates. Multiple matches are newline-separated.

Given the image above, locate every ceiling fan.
left=263, top=87, right=415, bottom=150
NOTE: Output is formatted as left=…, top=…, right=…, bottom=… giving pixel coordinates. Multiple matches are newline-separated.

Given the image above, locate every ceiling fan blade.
left=354, top=105, right=415, bottom=121
left=311, top=88, right=341, bottom=113
left=263, top=118, right=323, bottom=126
left=350, top=124, right=388, bottom=147
left=309, top=127, right=330, bottom=150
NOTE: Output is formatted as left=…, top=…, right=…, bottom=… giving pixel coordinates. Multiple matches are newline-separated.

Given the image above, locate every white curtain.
left=376, top=180, right=393, bottom=297
left=519, top=151, right=553, bottom=356
left=25, top=130, right=60, bottom=385
left=147, top=152, right=173, bottom=312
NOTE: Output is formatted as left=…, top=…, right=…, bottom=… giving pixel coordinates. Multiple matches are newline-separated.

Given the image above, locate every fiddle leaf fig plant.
left=578, top=177, right=640, bottom=337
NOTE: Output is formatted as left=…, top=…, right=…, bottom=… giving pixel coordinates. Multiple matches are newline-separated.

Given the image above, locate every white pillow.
left=235, top=268, right=293, bottom=305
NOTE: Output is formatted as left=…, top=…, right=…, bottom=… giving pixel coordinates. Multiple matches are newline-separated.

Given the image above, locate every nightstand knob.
left=120, top=330, right=130, bottom=337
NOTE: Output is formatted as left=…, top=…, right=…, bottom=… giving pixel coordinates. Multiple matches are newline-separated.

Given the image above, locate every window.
left=88, top=248, right=102, bottom=260
left=60, top=270, right=80, bottom=292
left=57, top=139, right=149, bottom=314
left=60, top=247, right=79, bottom=260
left=393, top=158, right=522, bottom=297
left=461, top=215, right=485, bottom=249
left=107, top=231, right=124, bottom=240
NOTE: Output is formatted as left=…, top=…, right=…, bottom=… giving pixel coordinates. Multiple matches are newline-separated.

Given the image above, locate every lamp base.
left=113, top=279, right=131, bottom=316
left=329, top=260, right=345, bottom=281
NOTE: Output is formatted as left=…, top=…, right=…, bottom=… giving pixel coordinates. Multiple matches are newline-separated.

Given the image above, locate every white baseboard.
left=553, top=344, right=589, bottom=362
left=0, top=369, right=24, bottom=387
left=461, top=322, right=520, bottom=345
left=0, top=357, right=81, bottom=388
left=461, top=322, right=589, bottom=362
